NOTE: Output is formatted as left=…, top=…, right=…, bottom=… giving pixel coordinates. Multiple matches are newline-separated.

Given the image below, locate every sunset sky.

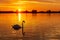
left=0, top=0, right=60, bottom=11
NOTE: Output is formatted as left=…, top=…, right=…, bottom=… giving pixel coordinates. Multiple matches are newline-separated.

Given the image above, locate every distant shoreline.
left=0, top=11, right=60, bottom=13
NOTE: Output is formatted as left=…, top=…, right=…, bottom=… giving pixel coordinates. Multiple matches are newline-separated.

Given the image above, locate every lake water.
left=0, top=13, right=60, bottom=40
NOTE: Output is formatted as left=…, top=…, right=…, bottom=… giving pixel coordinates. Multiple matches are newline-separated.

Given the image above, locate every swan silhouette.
left=12, top=20, right=25, bottom=36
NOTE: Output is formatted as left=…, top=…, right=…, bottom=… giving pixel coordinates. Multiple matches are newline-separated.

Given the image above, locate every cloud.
left=28, top=0, right=60, bottom=3
left=0, top=0, right=17, bottom=4
left=0, top=0, right=60, bottom=4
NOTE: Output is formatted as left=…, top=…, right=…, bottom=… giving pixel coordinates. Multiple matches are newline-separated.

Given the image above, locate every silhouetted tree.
left=47, top=10, right=51, bottom=13
left=32, top=10, right=37, bottom=13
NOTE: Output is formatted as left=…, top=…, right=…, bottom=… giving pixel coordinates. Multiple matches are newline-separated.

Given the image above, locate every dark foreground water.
left=0, top=13, right=60, bottom=40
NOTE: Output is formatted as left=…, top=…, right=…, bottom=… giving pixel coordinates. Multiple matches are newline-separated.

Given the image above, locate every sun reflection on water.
left=18, top=13, right=21, bottom=21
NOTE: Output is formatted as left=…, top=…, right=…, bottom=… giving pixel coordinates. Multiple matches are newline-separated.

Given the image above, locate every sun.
left=16, top=9, right=22, bottom=13
left=18, top=9, right=21, bottom=12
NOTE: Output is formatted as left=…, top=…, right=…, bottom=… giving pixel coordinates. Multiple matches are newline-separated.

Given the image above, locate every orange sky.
left=0, top=0, right=60, bottom=11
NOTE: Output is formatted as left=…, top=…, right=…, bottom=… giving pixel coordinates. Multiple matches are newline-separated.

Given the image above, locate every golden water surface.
left=0, top=13, right=60, bottom=40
